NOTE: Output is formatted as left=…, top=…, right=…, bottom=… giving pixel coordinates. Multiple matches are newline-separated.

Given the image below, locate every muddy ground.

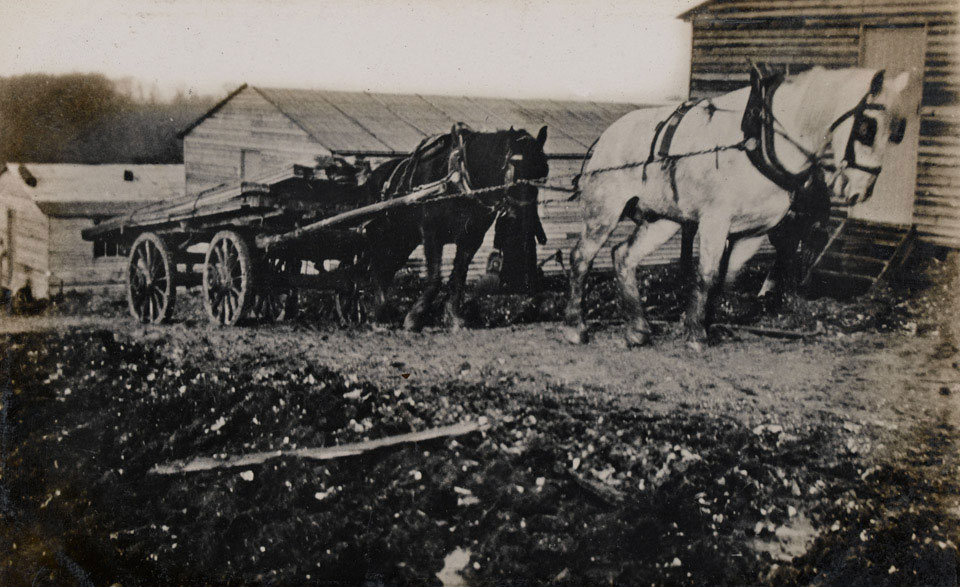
left=1, top=260, right=959, bottom=586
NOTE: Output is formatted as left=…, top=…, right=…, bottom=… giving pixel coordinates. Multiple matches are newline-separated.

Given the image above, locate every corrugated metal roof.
left=5, top=163, right=183, bottom=204
left=244, top=87, right=646, bottom=156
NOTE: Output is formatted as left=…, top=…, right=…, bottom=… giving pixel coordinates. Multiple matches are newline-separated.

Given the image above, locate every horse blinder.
left=828, top=100, right=887, bottom=177
left=853, top=116, right=877, bottom=147
left=889, top=117, right=907, bottom=145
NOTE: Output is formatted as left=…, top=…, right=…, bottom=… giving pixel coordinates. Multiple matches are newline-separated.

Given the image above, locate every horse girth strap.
left=740, top=72, right=812, bottom=194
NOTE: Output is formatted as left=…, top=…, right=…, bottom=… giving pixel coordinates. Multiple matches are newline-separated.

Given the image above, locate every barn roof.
left=1, top=163, right=183, bottom=217
left=678, top=0, right=711, bottom=20
left=679, top=0, right=958, bottom=21
left=180, top=86, right=646, bottom=157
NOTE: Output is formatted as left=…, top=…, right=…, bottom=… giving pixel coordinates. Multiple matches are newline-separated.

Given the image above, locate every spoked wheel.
left=203, top=230, right=255, bottom=326
left=126, top=232, right=177, bottom=324
left=252, top=256, right=299, bottom=322
left=335, top=281, right=377, bottom=324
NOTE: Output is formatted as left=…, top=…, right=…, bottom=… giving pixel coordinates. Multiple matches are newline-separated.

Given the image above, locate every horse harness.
left=633, top=67, right=897, bottom=204
left=382, top=122, right=536, bottom=217
left=643, top=99, right=703, bottom=201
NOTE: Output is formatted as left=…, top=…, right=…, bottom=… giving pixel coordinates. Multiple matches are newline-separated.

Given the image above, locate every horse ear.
left=869, top=69, right=886, bottom=96
left=535, top=126, right=548, bottom=148
left=889, top=71, right=910, bottom=95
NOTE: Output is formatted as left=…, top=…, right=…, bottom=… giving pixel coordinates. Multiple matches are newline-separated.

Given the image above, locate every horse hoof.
left=683, top=325, right=708, bottom=344
left=444, top=311, right=467, bottom=331
left=757, top=293, right=781, bottom=313
left=624, top=329, right=651, bottom=348
left=561, top=325, right=589, bottom=345
left=686, top=340, right=703, bottom=352
left=403, top=315, right=424, bottom=332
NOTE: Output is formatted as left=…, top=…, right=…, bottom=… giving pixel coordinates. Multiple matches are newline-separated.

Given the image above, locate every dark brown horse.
left=361, top=123, right=549, bottom=330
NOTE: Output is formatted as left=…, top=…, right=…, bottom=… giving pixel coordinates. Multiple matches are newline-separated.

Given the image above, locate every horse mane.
left=779, top=67, right=882, bottom=142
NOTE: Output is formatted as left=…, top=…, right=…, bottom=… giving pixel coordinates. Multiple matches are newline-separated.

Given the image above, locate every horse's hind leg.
left=613, top=219, right=681, bottom=347
left=562, top=206, right=622, bottom=345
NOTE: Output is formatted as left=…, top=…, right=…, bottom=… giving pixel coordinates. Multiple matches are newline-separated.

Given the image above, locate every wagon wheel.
left=126, top=232, right=177, bottom=324
left=252, top=256, right=299, bottom=322
left=334, top=280, right=377, bottom=324
left=203, top=230, right=255, bottom=326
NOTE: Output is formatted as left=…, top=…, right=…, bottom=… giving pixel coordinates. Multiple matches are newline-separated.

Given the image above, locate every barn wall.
left=183, top=87, right=331, bottom=196
left=47, top=217, right=128, bottom=292
left=686, top=0, right=960, bottom=247
left=0, top=179, right=50, bottom=297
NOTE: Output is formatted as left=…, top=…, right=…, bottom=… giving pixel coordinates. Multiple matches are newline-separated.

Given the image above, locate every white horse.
left=563, top=67, right=910, bottom=346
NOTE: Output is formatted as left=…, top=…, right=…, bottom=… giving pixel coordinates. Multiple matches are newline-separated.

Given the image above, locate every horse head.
left=454, top=124, right=548, bottom=214
left=820, top=68, right=911, bottom=206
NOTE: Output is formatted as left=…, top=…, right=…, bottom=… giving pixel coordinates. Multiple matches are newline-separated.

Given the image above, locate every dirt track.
left=2, top=268, right=960, bottom=585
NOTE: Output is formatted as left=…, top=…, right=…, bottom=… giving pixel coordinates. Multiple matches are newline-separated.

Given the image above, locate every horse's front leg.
left=443, top=223, right=489, bottom=330
left=613, top=219, right=681, bottom=347
left=758, top=219, right=804, bottom=308
left=684, top=217, right=731, bottom=343
left=404, top=231, right=442, bottom=332
left=370, top=259, right=400, bottom=323
left=679, top=222, right=697, bottom=280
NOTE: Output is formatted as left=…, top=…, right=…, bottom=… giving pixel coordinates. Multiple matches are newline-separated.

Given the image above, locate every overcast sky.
left=1, top=0, right=700, bottom=102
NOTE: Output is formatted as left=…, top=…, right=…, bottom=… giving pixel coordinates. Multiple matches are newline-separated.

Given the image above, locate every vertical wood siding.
left=0, top=184, right=50, bottom=297
left=687, top=0, right=960, bottom=247
left=184, top=88, right=331, bottom=196
left=46, top=217, right=130, bottom=292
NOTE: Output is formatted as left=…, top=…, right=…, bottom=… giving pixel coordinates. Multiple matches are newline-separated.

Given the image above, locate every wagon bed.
left=81, top=159, right=453, bottom=326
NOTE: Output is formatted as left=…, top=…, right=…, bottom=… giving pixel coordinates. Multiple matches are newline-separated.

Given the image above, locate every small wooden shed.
left=681, top=0, right=960, bottom=251
left=176, top=86, right=677, bottom=278
left=0, top=163, right=183, bottom=298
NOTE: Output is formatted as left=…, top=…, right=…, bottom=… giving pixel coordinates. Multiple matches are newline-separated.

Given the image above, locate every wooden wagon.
left=81, top=158, right=455, bottom=326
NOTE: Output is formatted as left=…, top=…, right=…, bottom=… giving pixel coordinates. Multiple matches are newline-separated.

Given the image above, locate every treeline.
left=0, top=73, right=217, bottom=164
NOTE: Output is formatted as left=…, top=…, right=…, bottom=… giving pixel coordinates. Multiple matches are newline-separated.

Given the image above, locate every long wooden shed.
left=176, top=86, right=676, bottom=278
left=0, top=163, right=182, bottom=298
left=681, top=0, right=960, bottom=250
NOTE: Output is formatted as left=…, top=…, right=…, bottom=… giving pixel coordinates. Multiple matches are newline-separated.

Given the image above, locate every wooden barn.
left=0, top=163, right=183, bottom=298
left=176, top=86, right=679, bottom=278
left=681, top=0, right=960, bottom=286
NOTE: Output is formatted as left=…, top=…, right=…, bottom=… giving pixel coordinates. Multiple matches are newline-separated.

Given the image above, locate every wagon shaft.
left=257, top=177, right=451, bottom=250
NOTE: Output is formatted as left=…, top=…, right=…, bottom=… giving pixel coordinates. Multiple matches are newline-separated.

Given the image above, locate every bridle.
left=822, top=95, right=897, bottom=177
left=748, top=70, right=903, bottom=201
left=449, top=126, right=542, bottom=216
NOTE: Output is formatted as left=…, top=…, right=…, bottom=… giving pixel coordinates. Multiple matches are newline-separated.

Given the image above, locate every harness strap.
left=657, top=100, right=702, bottom=160
left=740, top=69, right=812, bottom=194
left=450, top=122, right=476, bottom=190
left=643, top=99, right=701, bottom=181
left=827, top=99, right=885, bottom=176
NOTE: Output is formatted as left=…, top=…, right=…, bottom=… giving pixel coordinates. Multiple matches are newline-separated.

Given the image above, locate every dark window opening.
left=93, top=240, right=120, bottom=258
